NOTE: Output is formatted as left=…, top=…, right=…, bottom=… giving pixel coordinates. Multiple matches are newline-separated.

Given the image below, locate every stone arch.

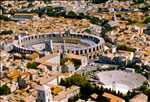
left=80, top=50, right=83, bottom=55
left=97, top=53, right=99, bottom=56
left=93, top=54, right=96, bottom=59
left=35, top=35, right=37, bottom=39
left=93, top=47, right=95, bottom=52
left=52, top=34, right=56, bottom=37
left=89, top=55, right=92, bottom=59
left=84, top=49, right=87, bottom=54
left=57, top=50, right=59, bottom=53
left=76, top=50, right=79, bottom=55
left=96, top=46, right=99, bottom=50
left=89, top=48, right=91, bottom=53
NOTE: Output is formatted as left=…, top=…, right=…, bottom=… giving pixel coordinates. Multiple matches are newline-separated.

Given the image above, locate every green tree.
left=144, top=88, right=150, bottom=96
left=65, top=11, right=78, bottom=19
left=60, top=74, right=87, bottom=87
left=89, top=16, right=101, bottom=25
left=62, top=64, right=69, bottom=73
left=27, top=62, right=37, bottom=69
left=143, top=72, right=150, bottom=79
left=0, top=30, right=13, bottom=35
left=124, top=95, right=130, bottom=102
left=92, top=0, right=108, bottom=4
left=43, top=0, right=51, bottom=4
left=37, top=7, right=45, bottom=17
left=27, top=0, right=34, bottom=3
left=133, top=0, right=144, bottom=3
left=78, top=13, right=85, bottom=19
left=99, top=96, right=110, bottom=102
left=46, top=6, right=53, bottom=13
left=0, top=84, right=11, bottom=95
left=143, top=81, right=149, bottom=86
left=84, top=29, right=91, bottom=33
left=117, top=44, right=136, bottom=52
left=143, top=16, right=150, bottom=24
left=60, top=74, right=95, bottom=100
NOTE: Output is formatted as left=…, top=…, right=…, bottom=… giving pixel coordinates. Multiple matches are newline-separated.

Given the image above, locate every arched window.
left=85, top=49, right=87, bottom=54
left=76, top=51, right=79, bottom=55
left=80, top=50, right=83, bottom=54
left=93, top=47, right=95, bottom=51
left=89, top=48, right=91, bottom=53
left=97, top=46, right=99, bottom=50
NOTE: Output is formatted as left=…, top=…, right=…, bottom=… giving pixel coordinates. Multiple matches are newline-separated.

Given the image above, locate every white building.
left=36, top=85, right=52, bottom=102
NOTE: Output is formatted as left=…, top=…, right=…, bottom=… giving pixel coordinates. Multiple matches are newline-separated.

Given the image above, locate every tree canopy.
left=61, top=64, right=69, bottom=73
left=143, top=16, right=150, bottom=24
left=0, top=30, right=13, bottom=35
left=0, top=84, right=11, bottom=95
left=92, top=0, right=109, bottom=4
left=117, top=44, right=136, bottom=52
left=133, top=0, right=145, bottom=3
left=27, top=62, right=37, bottom=69
left=60, top=74, right=87, bottom=87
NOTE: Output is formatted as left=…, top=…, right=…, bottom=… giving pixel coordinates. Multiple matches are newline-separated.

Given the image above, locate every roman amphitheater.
left=5, top=32, right=105, bottom=59
left=96, top=70, right=146, bottom=94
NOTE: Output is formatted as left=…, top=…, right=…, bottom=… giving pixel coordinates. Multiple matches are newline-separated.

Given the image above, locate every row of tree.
left=0, top=15, right=14, bottom=21
left=0, top=30, right=13, bottom=35
left=139, top=83, right=150, bottom=96
left=91, top=0, right=109, bottom=4
left=60, top=74, right=136, bottom=101
left=126, top=64, right=150, bottom=79
left=117, top=44, right=136, bottom=52
left=133, top=0, right=145, bottom=3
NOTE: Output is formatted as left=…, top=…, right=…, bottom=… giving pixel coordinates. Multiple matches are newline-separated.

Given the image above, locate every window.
left=85, top=49, right=87, bottom=53
left=89, top=48, right=91, bottom=53
left=80, top=50, right=83, bottom=54
left=97, top=46, right=99, bottom=50
left=76, top=51, right=79, bottom=55
left=93, top=48, right=95, bottom=51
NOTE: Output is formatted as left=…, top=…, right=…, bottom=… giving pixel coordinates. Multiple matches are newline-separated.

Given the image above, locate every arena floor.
left=31, top=42, right=91, bottom=51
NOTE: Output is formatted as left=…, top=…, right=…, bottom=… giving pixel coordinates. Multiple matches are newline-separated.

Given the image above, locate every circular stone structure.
left=9, top=32, right=105, bottom=59
left=96, top=70, right=146, bottom=94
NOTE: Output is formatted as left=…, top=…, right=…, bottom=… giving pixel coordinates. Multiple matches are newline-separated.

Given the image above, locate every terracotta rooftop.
left=102, top=92, right=125, bottom=102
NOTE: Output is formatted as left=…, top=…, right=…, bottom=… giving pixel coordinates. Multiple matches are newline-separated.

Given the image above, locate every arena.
left=7, top=32, right=105, bottom=59
left=96, top=70, right=146, bottom=94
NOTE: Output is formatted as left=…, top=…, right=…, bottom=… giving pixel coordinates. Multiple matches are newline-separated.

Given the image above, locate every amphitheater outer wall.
left=11, top=32, right=105, bottom=59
